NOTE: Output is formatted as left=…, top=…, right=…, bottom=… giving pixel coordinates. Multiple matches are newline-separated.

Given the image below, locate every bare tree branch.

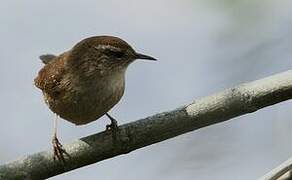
left=1, top=70, right=292, bottom=180
left=260, top=156, right=292, bottom=180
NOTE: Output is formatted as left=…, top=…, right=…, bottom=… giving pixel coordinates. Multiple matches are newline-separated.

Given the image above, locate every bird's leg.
left=105, top=113, right=119, bottom=142
left=105, top=113, right=118, bottom=131
left=52, top=114, right=68, bottom=163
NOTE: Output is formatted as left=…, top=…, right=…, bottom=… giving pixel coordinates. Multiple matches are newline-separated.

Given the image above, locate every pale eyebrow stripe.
left=93, top=45, right=122, bottom=51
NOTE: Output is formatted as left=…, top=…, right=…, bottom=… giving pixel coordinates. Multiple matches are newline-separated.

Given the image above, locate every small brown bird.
left=34, top=36, right=156, bottom=161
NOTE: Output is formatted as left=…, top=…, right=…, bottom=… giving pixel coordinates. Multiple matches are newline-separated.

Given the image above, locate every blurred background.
left=1, top=0, right=292, bottom=179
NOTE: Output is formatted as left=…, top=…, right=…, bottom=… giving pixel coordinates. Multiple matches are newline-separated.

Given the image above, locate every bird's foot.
left=105, top=113, right=118, bottom=132
left=52, top=136, right=68, bottom=163
left=106, top=118, right=118, bottom=131
left=105, top=113, right=119, bottom=142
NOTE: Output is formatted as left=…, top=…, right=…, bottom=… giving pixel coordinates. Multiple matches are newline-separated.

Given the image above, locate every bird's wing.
left=34, top=52, right=68, bottom=95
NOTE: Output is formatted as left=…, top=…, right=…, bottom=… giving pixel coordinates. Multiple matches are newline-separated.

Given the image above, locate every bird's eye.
left=104, top=49, right=125, bottom=59
left=111, top=51, right=124, bottom=58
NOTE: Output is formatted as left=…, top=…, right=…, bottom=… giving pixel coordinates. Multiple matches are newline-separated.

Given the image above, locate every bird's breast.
left=46, top=72, right=126, bottom=125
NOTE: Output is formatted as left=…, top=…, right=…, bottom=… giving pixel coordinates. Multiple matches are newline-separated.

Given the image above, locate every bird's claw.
left=52, top=136, right=68, bottom=163
left=105, top=113, right=119, bottom=142
left=105, top=113, right=119, bottom=132
left=106, top=118, right=118, bottom=131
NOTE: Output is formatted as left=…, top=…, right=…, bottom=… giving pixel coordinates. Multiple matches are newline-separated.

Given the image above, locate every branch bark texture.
left=1, top=70, right=292, bottom=180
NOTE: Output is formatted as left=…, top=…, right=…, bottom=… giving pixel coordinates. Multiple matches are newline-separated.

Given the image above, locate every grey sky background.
left=1, top=0, right=292, bottom=179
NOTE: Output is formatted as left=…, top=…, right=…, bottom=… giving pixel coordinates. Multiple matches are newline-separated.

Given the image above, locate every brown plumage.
left=34, top=36, right=156, bottom=161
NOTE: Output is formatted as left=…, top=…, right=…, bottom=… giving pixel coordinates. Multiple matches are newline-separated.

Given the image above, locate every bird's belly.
left=45, top=83, right=125, bottom=125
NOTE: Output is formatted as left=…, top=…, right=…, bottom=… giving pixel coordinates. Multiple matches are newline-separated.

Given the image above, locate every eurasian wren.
left=34, top=36, right=156, bottom=161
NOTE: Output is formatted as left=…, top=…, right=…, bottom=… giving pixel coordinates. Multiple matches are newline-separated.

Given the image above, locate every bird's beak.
left=135, top=53, right=157, bottom=61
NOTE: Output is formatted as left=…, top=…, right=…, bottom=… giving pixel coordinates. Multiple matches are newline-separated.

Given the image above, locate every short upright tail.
left=39, top=54, right=57, bottom=64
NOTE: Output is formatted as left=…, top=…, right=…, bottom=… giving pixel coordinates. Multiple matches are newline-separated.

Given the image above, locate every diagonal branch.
left=259, top=156, right=292, bottom=180
left=1, top=70, right=292, bottom=180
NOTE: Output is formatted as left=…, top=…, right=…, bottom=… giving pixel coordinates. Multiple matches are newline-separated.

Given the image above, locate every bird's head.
left=68, top=36, right=156, bottom=76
